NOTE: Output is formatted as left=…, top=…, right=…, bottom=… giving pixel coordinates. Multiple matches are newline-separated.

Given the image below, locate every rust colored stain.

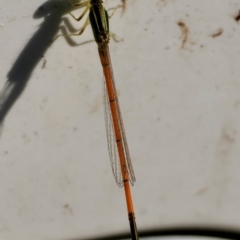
left=121, top=0, right=126, bottom=14
left=177, top=21, right=189, bottom=48
left=235, top=10, right=240, bottom=21
left=211, top=28, right=223, bottom=38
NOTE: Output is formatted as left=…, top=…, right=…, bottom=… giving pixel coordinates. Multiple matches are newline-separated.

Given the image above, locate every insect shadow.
left=0, top=0, right=92, bottom=135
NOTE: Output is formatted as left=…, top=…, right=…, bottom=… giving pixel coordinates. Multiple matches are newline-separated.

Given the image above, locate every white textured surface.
left=1, top=0, right=240, bottom=239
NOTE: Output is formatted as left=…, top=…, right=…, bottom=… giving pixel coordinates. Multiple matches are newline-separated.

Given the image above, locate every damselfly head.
left=91, top=0, right=103, bottom=5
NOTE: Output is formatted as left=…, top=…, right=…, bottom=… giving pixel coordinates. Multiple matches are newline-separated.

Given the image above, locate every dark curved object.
left=78, top=227, right=240, bottom=240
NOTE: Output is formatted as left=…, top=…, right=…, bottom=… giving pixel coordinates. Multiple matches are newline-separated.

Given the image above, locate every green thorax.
left=89, top=1, right=110, bottom=46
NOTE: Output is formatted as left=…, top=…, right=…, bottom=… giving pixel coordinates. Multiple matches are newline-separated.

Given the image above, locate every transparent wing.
left=112, top=77, right=136, bottom=186
left=103, top=77, right=136, bottom=187
left=103, top=77, right=123, bottom=187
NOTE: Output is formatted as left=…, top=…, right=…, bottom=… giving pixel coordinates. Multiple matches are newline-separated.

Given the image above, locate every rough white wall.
left=0, top=0, right=240, bottom=239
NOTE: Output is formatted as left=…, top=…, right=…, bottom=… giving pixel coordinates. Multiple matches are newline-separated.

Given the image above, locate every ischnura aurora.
left=56, top=1, right=138, bottom=239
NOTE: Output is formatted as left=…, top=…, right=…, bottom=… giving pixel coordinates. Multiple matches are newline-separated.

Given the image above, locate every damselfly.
left=56, top=1, right=138, bottom=239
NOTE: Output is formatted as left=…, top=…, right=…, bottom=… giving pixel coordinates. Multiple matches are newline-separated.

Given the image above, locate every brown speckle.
left=211, top=28, right=223, bottom=38
left=196, top=187, right=208, bottom=196
left=22, top=133, right=30, bottom=143
left=216, top=126, right=237, bottom=158
left=222, top=132, right=235, bottom=143
left=235, top=10, right=240, bottom=21
left=89, top=101, right=101, bottom=114
left=121, top=0, right=126, bottom=15
left=63, top=204, right=73, bottom=215
left=177, top=21, right=189, bottom=48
